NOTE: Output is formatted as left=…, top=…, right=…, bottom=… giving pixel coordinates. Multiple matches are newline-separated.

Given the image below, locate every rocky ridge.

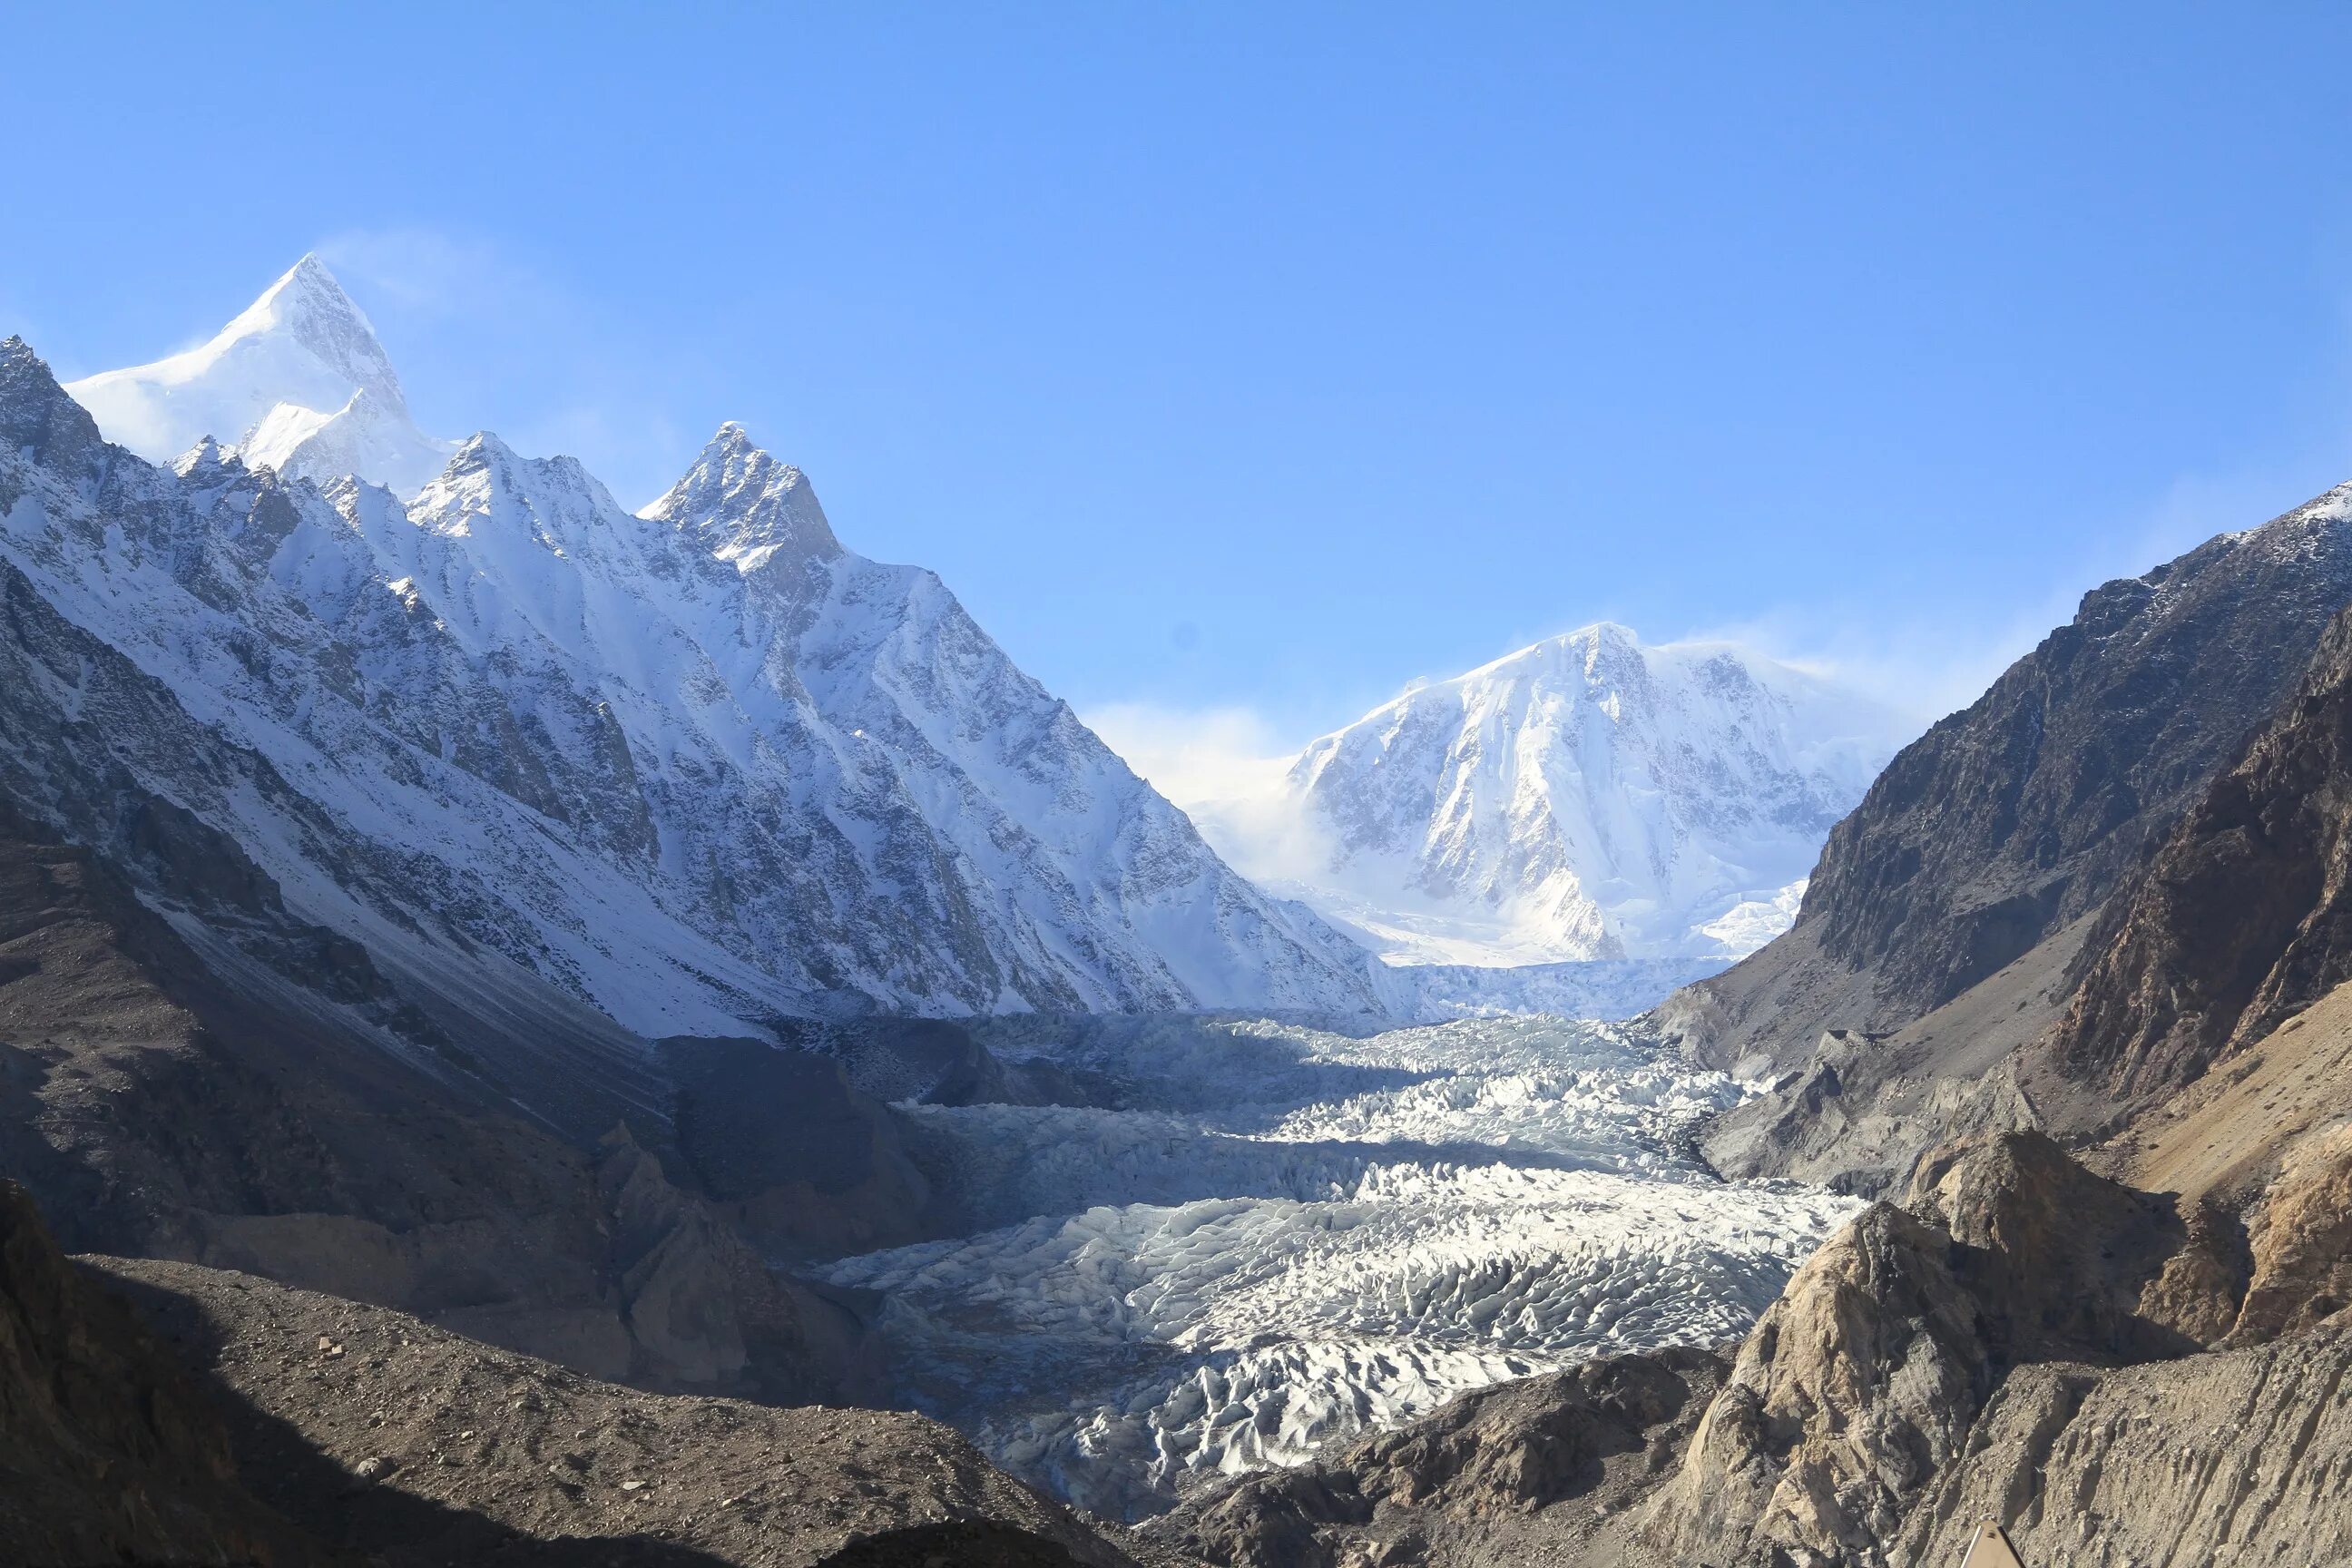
left=1661, top=486, right=2352, bottom=1079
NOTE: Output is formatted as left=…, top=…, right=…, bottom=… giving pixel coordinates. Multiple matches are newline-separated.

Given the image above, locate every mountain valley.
left=10, top=251, right=2352, bottom=1568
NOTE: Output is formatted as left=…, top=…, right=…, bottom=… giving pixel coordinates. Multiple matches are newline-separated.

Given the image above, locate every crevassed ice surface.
left=816, top=1014, right=1857, bottom=1518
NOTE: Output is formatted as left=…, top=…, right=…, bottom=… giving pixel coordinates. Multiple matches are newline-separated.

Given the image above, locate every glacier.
left=1186, top=624, right=1908, bottom=978
left=817, top=1014, right=1857, bottom=1517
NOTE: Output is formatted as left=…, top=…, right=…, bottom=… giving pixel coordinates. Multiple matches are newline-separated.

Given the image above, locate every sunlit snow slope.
left=817, top=1014, right=1857, bottom=1517
left=20, top=261, right=1392, bottom=1026
left=65, top=256, right=456, bottom=497
left=1193, top=624, right=1906, bottom=973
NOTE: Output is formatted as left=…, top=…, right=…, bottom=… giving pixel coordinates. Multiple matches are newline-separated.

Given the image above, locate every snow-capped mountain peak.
left=171, top=433, right=243, bottom=482
left=1194, top=622, right=1908, bottom=970
left=9, top=269, right=1395, bottom=1032
left=642, top=422, right=842, bottom=570
left=229, top=251, right=407, bottom=406
left=411, top=431, right=619, bottom=546
left=65, top=255, right=456, bottom=497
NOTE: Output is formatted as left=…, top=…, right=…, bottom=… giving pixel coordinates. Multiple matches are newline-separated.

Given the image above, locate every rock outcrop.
left=1893, top=1327, right=2352, bottom=1568
left=1642, top=1201, right=1991, bottom=1563
left=1155, top=1348, right=1728, bottom=1568
left=1640, top=1132, right=2237, bottom=1565
left=2227, top=1124, right=2352, bottom=1346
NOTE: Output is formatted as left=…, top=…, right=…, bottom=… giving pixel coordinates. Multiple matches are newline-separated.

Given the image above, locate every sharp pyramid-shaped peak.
left=171, top=434, right=246, bottom=482
left=220, top=252, right=407, bottom=408
left=642, top=422, right=840, bottom=568
left=64, top=255, right=454, bottom=495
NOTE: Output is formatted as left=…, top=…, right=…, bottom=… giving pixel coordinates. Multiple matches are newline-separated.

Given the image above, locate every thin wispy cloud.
left=315, top=228, right=539, bottom=322
left=313, top=225, right=701, bottom=505
left=1081, top=701, right=1296, bottom=807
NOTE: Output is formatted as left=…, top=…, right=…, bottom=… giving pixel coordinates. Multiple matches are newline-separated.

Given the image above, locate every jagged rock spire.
left=642, top=422, right=841, bottom=568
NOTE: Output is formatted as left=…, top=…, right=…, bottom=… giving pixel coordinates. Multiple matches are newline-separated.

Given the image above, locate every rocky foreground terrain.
left=1155, top=1119, right=2352, bottom=1568
left=2, top=1177, right=1165, bottom=1567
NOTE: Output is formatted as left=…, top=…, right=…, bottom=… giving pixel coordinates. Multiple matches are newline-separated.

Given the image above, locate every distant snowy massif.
left=1190, top=625, right=1905, bottom=977
left=48, top=258, right=1905, bottom=1030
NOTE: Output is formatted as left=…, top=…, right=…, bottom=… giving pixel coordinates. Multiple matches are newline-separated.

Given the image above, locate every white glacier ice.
left=817, top=1014, right=1858, bottom=1517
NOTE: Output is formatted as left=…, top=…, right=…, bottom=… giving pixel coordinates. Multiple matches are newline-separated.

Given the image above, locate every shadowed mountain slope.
left=1659, top=485, right=2352, bottom=1077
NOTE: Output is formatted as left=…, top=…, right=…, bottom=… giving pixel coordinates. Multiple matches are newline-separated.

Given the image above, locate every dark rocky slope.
left=0, top=1180, right=330, bottom=1566
left=1662, top=491, right=2352, bottom=1197
left=83, top=1250, right=1150, bottom=1568
left=0, top=808, right=897, bottom=1406
left=1659, top=487, right=2352, bottom=1082
left=2036, top=599, right=2352, bottom=1127
left=1705, top=587, right=2352, bottom=1199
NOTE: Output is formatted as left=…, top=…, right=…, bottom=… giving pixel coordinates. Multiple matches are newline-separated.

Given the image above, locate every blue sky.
left=11, top=5, right=2352, bottom=779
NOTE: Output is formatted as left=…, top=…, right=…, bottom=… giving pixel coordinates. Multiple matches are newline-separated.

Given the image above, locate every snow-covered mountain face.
left=64, top=256, right=456, bottom=497
left=1199, top=625, right=1906, bottom=969
left=3, top=265, right=1390, bottom=1036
